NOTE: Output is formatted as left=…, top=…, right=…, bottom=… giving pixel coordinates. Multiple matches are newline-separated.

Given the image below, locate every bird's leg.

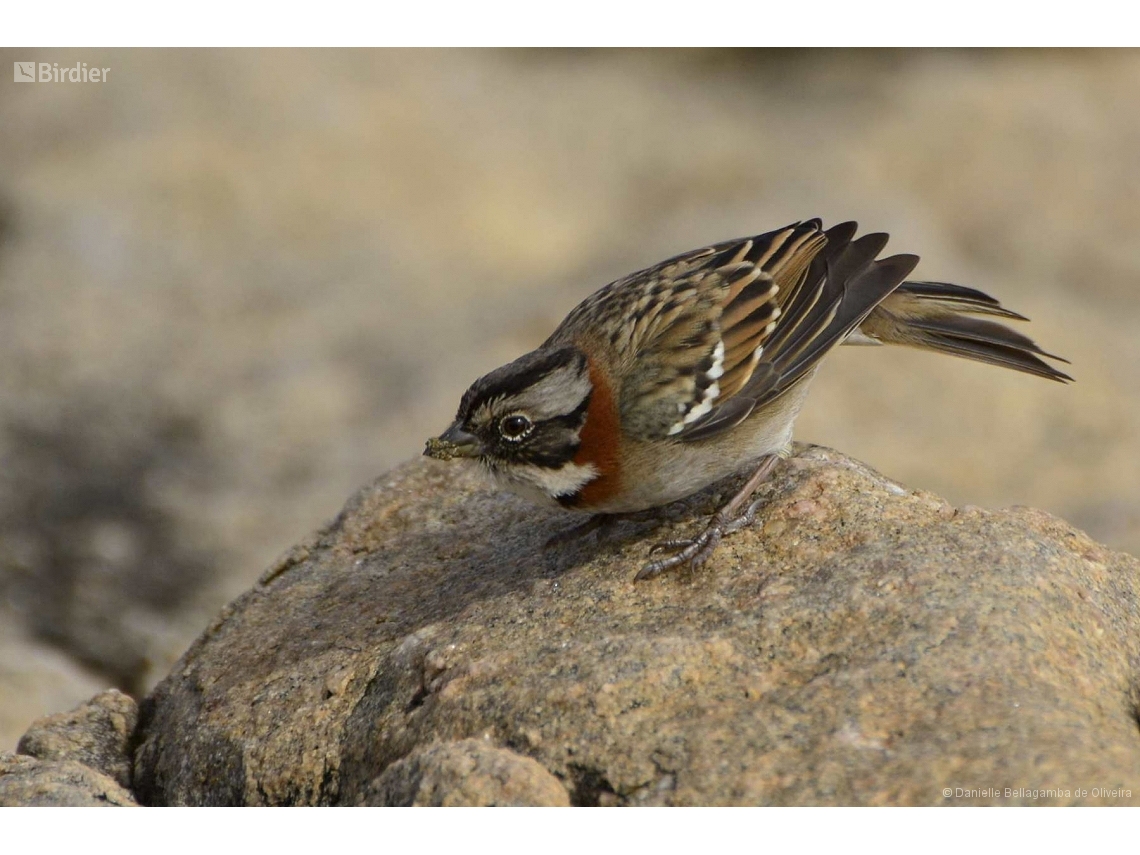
left=636, top=453, right=781, bottom=581
left=544, top=513, right=618, bottom=549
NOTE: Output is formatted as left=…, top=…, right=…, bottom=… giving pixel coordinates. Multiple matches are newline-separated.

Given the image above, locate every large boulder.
left=132, top=446, right=1140, bottom=806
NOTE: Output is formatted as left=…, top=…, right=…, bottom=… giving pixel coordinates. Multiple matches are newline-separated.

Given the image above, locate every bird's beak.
left=424, top=422, right=482, bottom=461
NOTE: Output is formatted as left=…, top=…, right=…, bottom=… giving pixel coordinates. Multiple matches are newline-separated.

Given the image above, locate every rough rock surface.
left=0, top=753, right=136, bottom=806
left=17, top=689, right=138, bottom=790
left=132, top=446, right=1140, bottom=806
left=362, top=738, right=570, bottom=806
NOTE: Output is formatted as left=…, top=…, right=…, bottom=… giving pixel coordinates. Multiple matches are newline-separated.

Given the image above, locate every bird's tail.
left=853, top=280, right=1072, bottom=383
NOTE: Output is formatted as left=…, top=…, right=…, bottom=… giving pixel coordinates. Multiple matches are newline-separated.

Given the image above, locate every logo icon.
left=13, top=62, right=36, bottom=82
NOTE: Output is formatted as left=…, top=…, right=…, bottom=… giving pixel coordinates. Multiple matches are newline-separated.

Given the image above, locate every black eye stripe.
left=545, top=391, right=592, bottom=431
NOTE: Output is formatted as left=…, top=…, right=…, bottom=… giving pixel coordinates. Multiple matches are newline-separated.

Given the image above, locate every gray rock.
left=0, top=753, right=136, bottom=806
left=17, top=689, right=137, bottom=789
left=133, top=446, right=1140, bottom=805
left=362, top=739, right=569, bottom=806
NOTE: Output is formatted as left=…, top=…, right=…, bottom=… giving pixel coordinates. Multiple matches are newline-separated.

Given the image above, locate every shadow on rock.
left=132, top=446, right=1140, bottom=806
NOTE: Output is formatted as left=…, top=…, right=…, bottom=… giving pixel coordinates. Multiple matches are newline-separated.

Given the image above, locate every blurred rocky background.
left=0, top=48, right=1136, bottom=750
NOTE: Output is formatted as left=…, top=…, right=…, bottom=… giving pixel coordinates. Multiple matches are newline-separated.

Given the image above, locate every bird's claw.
left=636, top=525, right=723, bottom=580
left=634, top=496, right=767, bottom=581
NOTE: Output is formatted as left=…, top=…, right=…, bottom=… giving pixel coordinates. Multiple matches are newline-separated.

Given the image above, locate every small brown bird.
left=425, top=219, right=1070, bottom=579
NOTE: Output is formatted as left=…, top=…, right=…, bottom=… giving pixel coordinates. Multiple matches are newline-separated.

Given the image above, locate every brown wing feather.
left=716, top=226, right=827, bottom=399
left=548, top=220, right=915, bottom=443
left=679, top=224, right=920, bottom=442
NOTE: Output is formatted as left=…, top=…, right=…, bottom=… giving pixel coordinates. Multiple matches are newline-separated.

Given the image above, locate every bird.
left=424, top=219, right=1071, bottom=580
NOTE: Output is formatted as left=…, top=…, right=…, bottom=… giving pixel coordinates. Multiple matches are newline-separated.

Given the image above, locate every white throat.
left=488, top=460, right=599, bottom=507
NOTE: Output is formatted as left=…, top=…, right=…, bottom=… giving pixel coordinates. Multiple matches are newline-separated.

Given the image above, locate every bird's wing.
left=552, top=219, right=918, bottom=442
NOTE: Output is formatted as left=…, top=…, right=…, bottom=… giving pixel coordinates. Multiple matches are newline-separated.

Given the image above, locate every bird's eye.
left=499, top=414, right=533, bottom=441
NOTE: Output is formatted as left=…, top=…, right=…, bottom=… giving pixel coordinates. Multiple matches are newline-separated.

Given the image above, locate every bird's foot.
left=634, top=453, right=780, bottom=581
left=635, top=495, right=766, bottom=580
